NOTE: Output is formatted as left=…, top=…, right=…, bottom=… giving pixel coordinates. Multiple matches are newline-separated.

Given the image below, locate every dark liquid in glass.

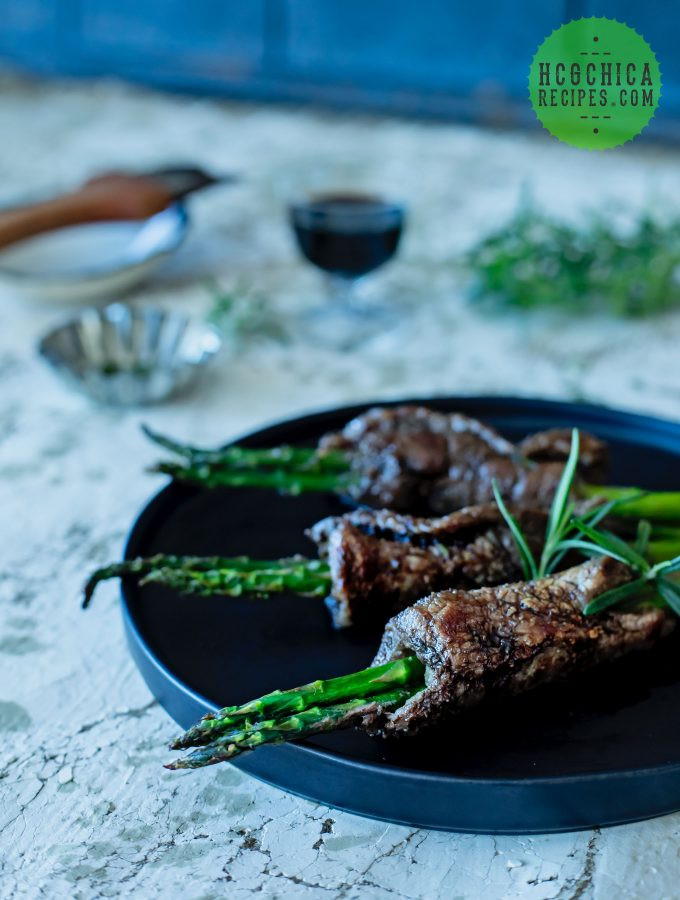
left=290, top=194, right=403, bottom=279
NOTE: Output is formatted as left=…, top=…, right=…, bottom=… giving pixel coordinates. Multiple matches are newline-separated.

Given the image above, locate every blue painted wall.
left=0, top=1, right=675, bottom=136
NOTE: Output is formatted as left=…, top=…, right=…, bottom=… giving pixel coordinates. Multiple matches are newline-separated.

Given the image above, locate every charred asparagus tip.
left=83, top=555, right=332, bottom=608
left=141, top=424, right=198, bottom=459
left=82, top=558, right=156, bottom=609
left=170, top=656, right=425, bottom=750
left=165, top=687, right=414, bottom=770
left=143, top=424, right=351, bottom=473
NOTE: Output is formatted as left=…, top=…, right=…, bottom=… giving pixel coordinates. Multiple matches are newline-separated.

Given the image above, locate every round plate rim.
left=190, top=394, right=680, bottom=449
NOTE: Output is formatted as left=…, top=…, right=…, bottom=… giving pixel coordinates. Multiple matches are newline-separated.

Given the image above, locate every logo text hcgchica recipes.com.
left=529, top=18, right=661, bottom=150
left=536, top=60, right=655, bottom=110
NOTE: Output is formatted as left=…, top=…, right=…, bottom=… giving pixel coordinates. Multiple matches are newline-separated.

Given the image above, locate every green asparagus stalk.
left=163, top=497, right=680, bottom=772
left=171, top=656, right=426, bottom=750
left=647, top=540, right=680, bottom=565
left=83, top=554, right=331, bottom=608
left=84, top=525, right=680, bottom=609
left=144, top=426, right=680, bottom=521
left=648, top=524, right=680, bottom=540
left=143, top=426, right=350, bottom=473
left=152, top=461, right=356, bottom=495
left=166, top=687, right=413, bottom=770
left=142, top=564, right=331, bottom=598
left=579, top=484, right=680, bottom=523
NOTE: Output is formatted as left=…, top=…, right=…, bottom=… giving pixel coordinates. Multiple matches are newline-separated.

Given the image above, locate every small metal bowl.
left=38, top=303, right=222, bottom=405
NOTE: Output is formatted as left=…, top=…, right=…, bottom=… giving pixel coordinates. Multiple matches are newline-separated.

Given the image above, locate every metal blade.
left=141, top=166, right=236, bottom=200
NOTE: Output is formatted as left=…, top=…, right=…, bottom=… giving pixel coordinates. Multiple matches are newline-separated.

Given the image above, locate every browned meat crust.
left=518, top=427, right=608, bottom=480
left=307, top=505, right=547, bottom=628
left=319, top=405, right=607, bottom=514
left=370, top=557, right=673, bottom=735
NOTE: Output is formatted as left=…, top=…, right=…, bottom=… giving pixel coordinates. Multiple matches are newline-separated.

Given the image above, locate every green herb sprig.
left=569, top=521, right=680, bottom=615
left=466, top=207, right=680, bottom=318
left=492, top=429, right=614, bottom=580
left=493, top=429, right=680, bottom=616
left=206, top=280, right=288, bottom=344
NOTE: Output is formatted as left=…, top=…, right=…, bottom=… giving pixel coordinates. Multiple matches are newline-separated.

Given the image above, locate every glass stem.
left=325, top=273, right=360, bottom=313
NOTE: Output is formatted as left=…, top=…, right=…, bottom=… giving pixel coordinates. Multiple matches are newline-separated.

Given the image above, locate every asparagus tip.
left=165, top=747, right=235, bottom=770
left=147, top=462, right=172, bottom=475
left=141, top=423, right=177, bottom=449
left=82, top=561, right=144, bottom=609
left=82, top=570, right=105, bottom=609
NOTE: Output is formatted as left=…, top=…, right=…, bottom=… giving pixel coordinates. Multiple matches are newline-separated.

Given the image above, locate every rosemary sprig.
left=539, top=428, right=580, bottom=576
left=493, top=428, right=586, bottom=579
left=205, top=280, right=288, bottom=345
left=493, top=428, right=680, bottom=617
left=570, top=519, right=680, bottom=614
left=465, top=207, right=680, bottom=318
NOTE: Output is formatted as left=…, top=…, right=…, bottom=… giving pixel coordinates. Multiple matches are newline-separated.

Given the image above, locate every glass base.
left=300, top=272, right=402, bottom=349
left=298, top=295, right=396, bottom=351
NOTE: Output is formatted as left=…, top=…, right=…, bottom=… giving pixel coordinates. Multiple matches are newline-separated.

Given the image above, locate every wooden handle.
left=0, top=174, right=175, bottom=250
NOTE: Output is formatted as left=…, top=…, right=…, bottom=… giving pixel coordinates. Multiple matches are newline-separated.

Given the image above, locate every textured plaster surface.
left=1, top=73, right=680, bottom=899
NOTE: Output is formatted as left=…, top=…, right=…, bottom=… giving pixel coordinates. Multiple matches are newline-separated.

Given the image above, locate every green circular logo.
left=529, top=17, right=661, bottom=149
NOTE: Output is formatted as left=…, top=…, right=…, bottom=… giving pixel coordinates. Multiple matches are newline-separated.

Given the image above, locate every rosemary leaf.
left=491, top=480, right=538, bottom=580
left=656, top=578, right=680, bottom=616
left=548, top=538, right=628, bottom=563
left=573, top=520, right=651, bottom=573
left=583, top=578, right=649, bottom=615
left=651, top=554, right=680, bottom=576
left=634, top=520, right=652, bottom=557
left=581, top=498, right=627, bottom=528
left=547, top=429, right=580, bottom=541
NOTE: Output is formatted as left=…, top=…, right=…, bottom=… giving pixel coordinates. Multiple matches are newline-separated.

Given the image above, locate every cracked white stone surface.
left=2, top=73, right=680, bottom=898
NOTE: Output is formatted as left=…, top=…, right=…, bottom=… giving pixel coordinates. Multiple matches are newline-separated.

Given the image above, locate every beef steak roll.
left=370, top=556, right=672, bottom=736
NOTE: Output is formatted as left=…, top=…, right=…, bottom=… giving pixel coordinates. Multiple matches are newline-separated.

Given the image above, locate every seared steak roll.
left=371, top=557, right=673, bottom=735
left=318, top=405, right=607, bottom=513
left=307, top=504, right=547, bottom=628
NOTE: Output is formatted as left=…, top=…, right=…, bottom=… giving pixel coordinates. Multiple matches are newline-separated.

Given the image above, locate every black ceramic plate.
left=122, top=396, right=680, bottom=834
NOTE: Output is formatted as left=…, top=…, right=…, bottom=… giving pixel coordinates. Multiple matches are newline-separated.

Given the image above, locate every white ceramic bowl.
left=0, top=204, right=188, bottom=304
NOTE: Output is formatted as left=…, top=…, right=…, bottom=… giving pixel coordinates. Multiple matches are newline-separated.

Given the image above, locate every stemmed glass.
left=288, top=193, right=406, bottom=345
